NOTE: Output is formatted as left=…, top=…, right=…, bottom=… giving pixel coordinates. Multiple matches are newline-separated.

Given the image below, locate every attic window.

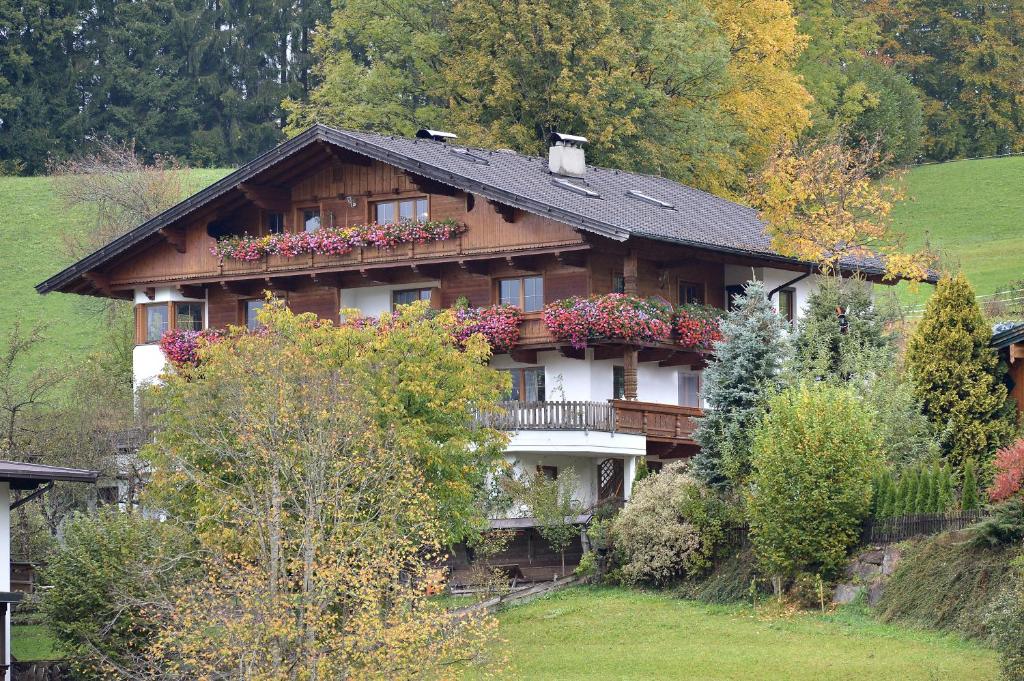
left=449, top=147, right=490, bottom=165
left=626, top=189, right=674, bottom=209
left=552, top=178, right=600, bottom=198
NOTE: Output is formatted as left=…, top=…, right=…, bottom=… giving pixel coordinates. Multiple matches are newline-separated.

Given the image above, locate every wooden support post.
left=623, top=347, right=638, bottom=401
left=623, top=250, right=638, bottom=296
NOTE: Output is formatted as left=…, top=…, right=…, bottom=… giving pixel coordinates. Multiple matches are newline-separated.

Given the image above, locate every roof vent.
left=552, top=177, right=600, bottom=198
left=416, top=129, right=458, bottom=142
left=626, top=189, right=675, bottom=210
left=449, top=147, right=490, bottom=165
left=548, top=132, right=588, bottom=178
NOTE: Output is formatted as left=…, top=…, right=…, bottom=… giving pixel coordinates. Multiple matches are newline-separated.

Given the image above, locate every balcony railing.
left=479, top=401, right=616, bottom=432
left=477, top=400, right=702, bottom=447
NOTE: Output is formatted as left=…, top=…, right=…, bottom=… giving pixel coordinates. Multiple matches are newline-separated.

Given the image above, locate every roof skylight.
left=449, top=147, right=490, bottom=165
left=626, top=189, right=674, bottom=209
left=552, top=177, right=601, bottom=198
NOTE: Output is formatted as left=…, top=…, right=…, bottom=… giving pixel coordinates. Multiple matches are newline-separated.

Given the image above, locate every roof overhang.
left=0, top=461, right=99, bottom=491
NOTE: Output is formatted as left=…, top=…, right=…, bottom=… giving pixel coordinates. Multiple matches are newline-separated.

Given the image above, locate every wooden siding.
left=104, top=156, right=585, bottom=288
left=1009, top=344, right=1024, bottom=414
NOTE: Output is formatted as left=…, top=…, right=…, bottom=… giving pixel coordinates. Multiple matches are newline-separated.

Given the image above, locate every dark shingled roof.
left=992, top=322, right=1024, bottom=349
left=37, top=124, right=917, bottom=295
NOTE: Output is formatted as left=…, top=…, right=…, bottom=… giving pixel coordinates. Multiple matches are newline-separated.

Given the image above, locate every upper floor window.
left=374, top=197, right=428, bottom=224
left=612, top=273, right=625, bottom=294
left=266, top=212, right=285, bottom=234
left=778, top=288, right=796, bottom=323
left=174, top=302, right=204, bottom=331
left=144, top=304, right=169, bottom=343
left=302, top=208, right=320, bottom=233
left=679, top=371, right=701, bottom=408
left=612, top=366, right=625, bottom=400
left=679, top=281, right=705, bottom=305
left=504, top=367, right=545, bottom=402
left=499, top=276, right=544, bottom=312
left=244, top=299, right=265, bottom=331
left=392, top=288, right=431, bottom=309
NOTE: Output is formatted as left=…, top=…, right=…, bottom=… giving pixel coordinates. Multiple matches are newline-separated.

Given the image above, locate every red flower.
left=159, top=328, right=225, bottom=366
left=542, top=294, right=672, bottom=349
left=454, top=305, right=523, bottom=353
left=673, top=304, right=723, bottom=349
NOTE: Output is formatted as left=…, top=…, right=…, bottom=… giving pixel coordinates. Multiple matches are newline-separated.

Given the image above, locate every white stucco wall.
left=339, top=281, right=440, bottom=318
left=724, top=265, right=818, bottom=323
left=132, top=287, right=207, bottom=390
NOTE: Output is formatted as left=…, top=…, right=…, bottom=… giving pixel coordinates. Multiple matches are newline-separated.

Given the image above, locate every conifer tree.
left=881, top=474, right=898, bottom=518
left=911, top=467, right=926, bottom=514
left=906, top=273, right=1017, bottom=470
left=926, top=462, right=940, bottom=513
left=896, top=472, right=912, bottom=516
left=692, top=280, right=788, bottom=489
left=938, top=465, right=953, bottom=513
left=961, top=458, right=980, bottom=511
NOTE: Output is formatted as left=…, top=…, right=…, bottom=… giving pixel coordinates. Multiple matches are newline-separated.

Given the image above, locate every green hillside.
left=0, top=170, right=230, bottom=371
left=891, top=156, right=1024, bottom=308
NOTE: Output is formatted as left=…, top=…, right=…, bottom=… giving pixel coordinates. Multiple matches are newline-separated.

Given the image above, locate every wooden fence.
left=477, top=401, right=616, bottom=432
left=860, top=510, right=989, bottom=544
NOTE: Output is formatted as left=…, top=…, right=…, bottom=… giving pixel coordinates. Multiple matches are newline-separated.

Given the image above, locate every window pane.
left=779, top=290, right=794, bottom=322
left=612, top=273, right=625, bottom=294
left=680, top=283, right=703, bottom=305
left=524, top=367, right=545, bottom=401
left=267, top=212, right=285, bottom=234
left=613, top=366, right=625, bottom=400
left=523, top=276, right=544, bottom=312
left=175, top=303, right=204, bottom=331
left=399, top=200, right=415, bottom=221
left=375, top=202, right=394, bottom=224
left=416, top=198, right=429, bottom=221
left=393, top=289, right=431, bottom=309
left=679, top=373, right=700, bottom=408
left=246, top=300, right=265, bottom=331
left=499, top=279, right=521, bottom=307
left=146, top=305, right=169, bottom=343
left=503, top=369, right=520, bottom=401
left=303, top=208, right=320, bottom=233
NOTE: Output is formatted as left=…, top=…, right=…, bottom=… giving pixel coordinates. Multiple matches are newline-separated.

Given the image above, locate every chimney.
left=415, top=128, right=458, bottom=143
left=548, top=132, right=588, bottom=178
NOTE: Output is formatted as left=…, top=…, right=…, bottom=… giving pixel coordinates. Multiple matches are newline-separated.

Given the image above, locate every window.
left=537, top=465, right=558, bottom=480
left=504, top=367, right=545, bottom=401
left=392, top=288, right=431, bottom=309
left=679, top=372, right=701, bottom=408
left=174, top=302, right=204, bottom=331
left=499, top=276, right=544, bottom=312
left=374, top=197, right=429, bottom=224
left=679, top=281, right=704, bottom=305
left=612, top=273, right=625, bottom=294
left=726, top=285, right=745, bottom=311
left=302, top=208, right=320, bottom=233
left=266, top=212, right=285, bottom=234
left=145, top=304, right=169, bottom=343
left=244, top=299, right=266, bottom=331
left=612, top=366, right=625, bottom=400
left=778, top=288, right=796, bottom=323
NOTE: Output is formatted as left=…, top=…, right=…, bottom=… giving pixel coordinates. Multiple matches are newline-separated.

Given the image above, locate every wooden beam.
left=1012, top=343, right=1024, bottom=362
left=360, top=269, right=395, bottom=285
left=237, top=182, right=290, bottom=210
left=175, top=284, right=204, bottom=299
left=322, top=143, right=372, bottom=167
left=558, top=346, right=586, bottom=361
left=489, top=199, right=518, bottom=223
left=592, top=345, right=623, bottom=361
left=623, top=347, right=638, bottom=400
left=264, top=276, right=297, bottom=292
left=406, top=172, right=459, bottom=197
left=459, top=259, right=490, bottom=276
left=554, top=250, right=587, bottom=269
left=638, top=347, right=676, bottom=363
left=310, top=272, right=342, bottom=288
left=219, top=280, right=254, bottom=296
left=509, top=348, right=539, bottom=364
left=658, top=351, right=706, bottom=368
left=157, top=227, right=186, bottom=254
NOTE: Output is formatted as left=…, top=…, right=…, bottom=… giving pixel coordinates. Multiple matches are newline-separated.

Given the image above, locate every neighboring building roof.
left=992, top=322, right=1024, bottom=349
left=37, top=124, right=924, bottom=295
left=0, top=460, right=98, bottom=490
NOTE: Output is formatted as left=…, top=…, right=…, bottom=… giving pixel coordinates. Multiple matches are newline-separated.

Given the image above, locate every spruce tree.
left=961, top=458, right=980, bottom=511
left=906, top=273, right=1017, bottom=470
left=691, top=280, right=788, bottom=489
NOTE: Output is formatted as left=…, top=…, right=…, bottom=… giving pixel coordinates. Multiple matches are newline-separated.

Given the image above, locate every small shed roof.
left=992, top=322, right=1024, bottom=349
left=0, top=461, right=99, bottom=490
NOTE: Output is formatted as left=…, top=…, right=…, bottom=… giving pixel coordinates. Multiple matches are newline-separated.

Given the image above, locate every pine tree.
left=961, top=458, right=980, bottom=511
left=691, top=280, right=789, bottom=489
left=906, top=273, right=1017, bottom=470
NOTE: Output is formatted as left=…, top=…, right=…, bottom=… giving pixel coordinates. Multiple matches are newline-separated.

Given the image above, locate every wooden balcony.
left=478, top=400, right=702, bottom=454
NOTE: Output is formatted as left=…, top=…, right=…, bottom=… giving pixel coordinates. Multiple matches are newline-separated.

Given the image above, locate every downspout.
left=767, top=268, right=813, bottom=300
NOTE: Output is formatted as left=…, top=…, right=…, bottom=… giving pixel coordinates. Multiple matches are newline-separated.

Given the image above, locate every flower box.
left=673, top=304, right=723, bottom=349
left=453, top=304, right=523, bottom=353
left=542, top=294, right=673, bottom=349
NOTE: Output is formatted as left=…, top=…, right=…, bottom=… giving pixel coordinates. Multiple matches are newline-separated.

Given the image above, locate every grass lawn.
left=11, top=624, right=62, bottom=662
left=0, top=169, right=230, bottom=382
left=890, top=156, right=1024, bottom=308
left=472, top=587, right=998, bottom=680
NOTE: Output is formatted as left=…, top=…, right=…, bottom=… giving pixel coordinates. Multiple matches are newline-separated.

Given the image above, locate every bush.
left=788, top=572, right=831, bottom=611
left=970, top=497, right=1024, bottom=548
left=987, top=557, right=1024, bottom=681
left=41, top=510, right=199, bottom=679
left=747, top=382, right=881, bottom=585
left=610, top=463, right=737, bottom=586
left=990, top=439, right=1024, bottom=503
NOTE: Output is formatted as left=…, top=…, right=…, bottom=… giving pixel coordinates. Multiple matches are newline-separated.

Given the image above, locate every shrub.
left=906, top=273, right=1017, bottom=469
left=987, top=557, right=1024, bottom=681
left=788, top=572, right=830, bottom=611
left=747, top=382, right=881, bottom=585
left=970, top=497, right=1024, bottom=548
left=610, top=463, right=734, bottom=586
left=41, top=510, right=199, bottom=679
left=990, top=439, right=1024, bottom=503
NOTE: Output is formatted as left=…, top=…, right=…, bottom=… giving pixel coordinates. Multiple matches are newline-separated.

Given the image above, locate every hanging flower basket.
left=542, top=294, right=672, bottom=349
left=453, top=304, right=523, bottom=353
left=673, top=304, right=723, bottom=349
left=210, top=218, right=465, bottom=262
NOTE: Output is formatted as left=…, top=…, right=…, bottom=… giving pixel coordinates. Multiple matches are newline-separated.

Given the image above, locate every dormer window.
left=374, top=197, right=428, bottom=224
